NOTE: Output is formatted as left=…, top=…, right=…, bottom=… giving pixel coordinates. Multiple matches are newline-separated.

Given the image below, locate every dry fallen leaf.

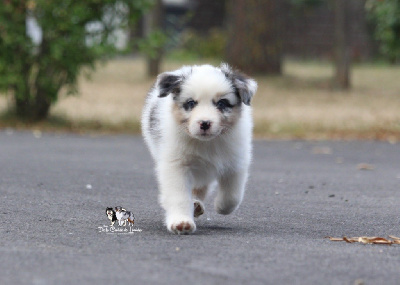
left=388, top=235, right=400, bottom=240
left=389, top=235, right=400, bottom=244
left=358, top=237, right=392, bottom=244
left=327, top=237, right=344, bottom=242
left=342, top=237, right=352, bottom=243
left=326, top=236, right=357, bottom=243
left=343, top=237, right=358, bottom=243
left=327, top=236, right=400, bottom=245
left=357, top=163, right=374, bottom=170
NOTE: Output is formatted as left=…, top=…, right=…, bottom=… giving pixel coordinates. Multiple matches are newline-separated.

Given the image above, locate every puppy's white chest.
left=186, top=155, right=219, bottom=180
left=183, top=144, right=233, bottom=183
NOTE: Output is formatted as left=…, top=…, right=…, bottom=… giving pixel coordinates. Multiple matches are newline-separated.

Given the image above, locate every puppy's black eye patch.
left=183, top=99, right=198, bottom=111
left=215, top=99, right=233, bottom=111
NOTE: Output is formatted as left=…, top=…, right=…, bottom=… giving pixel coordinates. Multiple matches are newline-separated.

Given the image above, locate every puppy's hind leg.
left=214, top=171, right=248, bottom=215
left=192, top=186, right=208, bottom=218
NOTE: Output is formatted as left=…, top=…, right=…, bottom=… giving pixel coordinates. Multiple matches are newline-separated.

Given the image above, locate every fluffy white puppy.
left=141, top=63, right=257, bottom=234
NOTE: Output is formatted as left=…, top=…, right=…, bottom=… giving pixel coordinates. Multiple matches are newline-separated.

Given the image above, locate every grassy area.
left=1, top=57, right=399, bottom=140
left=253, top=60, right=400, bottom=140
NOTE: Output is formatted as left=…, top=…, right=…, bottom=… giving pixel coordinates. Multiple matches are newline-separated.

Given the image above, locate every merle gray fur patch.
left=158, top=74, right=182, bottom=98
left=220, top=64, right=255, bottom=106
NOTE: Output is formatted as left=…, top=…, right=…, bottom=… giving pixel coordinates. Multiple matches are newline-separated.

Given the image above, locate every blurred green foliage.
left=137, top=29, right=168, bottom=59
left=366, top=0, right=400, bottom=63
left=0, top=0, right=152, bottom=121
left=290, top=0, right=324, bottom=8
left=172, top=29, right=227, bottom=60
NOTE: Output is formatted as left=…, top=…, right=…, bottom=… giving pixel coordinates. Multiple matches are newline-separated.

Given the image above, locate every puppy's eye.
left=216, top=99, right=232, bottom=111
left=183, top=99, right=197, bottom=111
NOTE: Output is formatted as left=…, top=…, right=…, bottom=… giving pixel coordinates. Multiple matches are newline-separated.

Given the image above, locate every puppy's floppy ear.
left=157, top=72, right=183, bottom=98
left=220, top=63, right=257, bottom=106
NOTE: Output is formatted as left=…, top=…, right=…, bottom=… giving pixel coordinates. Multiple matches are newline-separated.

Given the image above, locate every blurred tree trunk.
left=144, top=0, right=163, bottom=77
left=333, top=0, right=351, bottom=89
left=225, top=0, right=283, bottom=75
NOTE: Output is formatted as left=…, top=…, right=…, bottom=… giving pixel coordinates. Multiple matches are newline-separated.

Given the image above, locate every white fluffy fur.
left=141, top=64, right=257, bottom=234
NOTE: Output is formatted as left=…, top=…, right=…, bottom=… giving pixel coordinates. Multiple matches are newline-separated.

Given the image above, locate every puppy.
left=106, top=207, right=117, bottom=226
left=141, top=63, right=257, bottom=234
left=115, top=206, right=127, bottom=226
left=115, top=206, right=135, bottom=226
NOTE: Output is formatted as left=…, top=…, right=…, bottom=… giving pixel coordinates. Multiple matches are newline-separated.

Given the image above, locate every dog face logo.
left=157, top=64, right=257, bottom=141
left=106, top=207, right=117, bottom=226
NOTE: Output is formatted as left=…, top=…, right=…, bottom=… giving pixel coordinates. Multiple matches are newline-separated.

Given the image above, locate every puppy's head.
left=157, top=64, right=257, bottom=141
left=115, top=206, right=124, bottom=213
left=106, top=207, right=115, bottom=216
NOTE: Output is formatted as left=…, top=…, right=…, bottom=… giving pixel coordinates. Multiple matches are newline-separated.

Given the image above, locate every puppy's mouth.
left=191, top=130, right=221, bottom=141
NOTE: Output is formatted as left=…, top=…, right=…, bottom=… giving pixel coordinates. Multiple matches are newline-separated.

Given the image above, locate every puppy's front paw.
left=168, top=219, right=196, bottom=235
left=193, top=200, right=205, bottom=218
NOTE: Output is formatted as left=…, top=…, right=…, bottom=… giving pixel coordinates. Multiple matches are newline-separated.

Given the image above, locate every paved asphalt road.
left=1, top=130, right=399, bottom=285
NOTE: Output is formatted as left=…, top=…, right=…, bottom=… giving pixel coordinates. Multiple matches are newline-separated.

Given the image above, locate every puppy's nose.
left=199, top=120, right=211, bottom=131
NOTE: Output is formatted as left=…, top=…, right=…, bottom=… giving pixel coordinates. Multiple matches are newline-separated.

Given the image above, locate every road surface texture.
left=1, top=130, right=399, bottom=285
